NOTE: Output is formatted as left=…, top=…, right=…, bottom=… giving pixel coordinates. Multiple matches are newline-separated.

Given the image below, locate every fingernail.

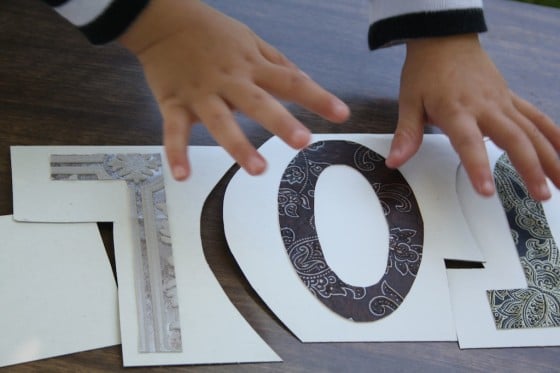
left=247, top=156, right=266, bottom=175
left=172, top=165, right=188, bottom=180
left=333, top=99, right=349, bottom=119
left=479, top=179, right=495, bottom=196
left=290, top=129, right=311, bottom=149
left=385, top=148, right=398, bottom=169
left=539, top=183, right=551, bottom=200
left=299, top=69, right=311, bottom=79
left=389, top=145, right=401, bottom=159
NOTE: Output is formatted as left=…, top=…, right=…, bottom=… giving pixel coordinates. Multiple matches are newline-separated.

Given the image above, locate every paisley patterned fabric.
left=488, top=153, right=560, bottom=329
left=278, top=140, right=423, bottom=321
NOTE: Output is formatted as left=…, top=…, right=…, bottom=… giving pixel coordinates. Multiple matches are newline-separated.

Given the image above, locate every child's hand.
left=119, top=0, right=349, bottom=180
left=387, top=33, right=560, bottom=201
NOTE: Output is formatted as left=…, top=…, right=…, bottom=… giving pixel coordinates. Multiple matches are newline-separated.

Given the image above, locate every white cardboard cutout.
left=0, top=216, right=119, bottom=368
left=448, top=141, right=560, bottom=348
left=223, top=134, right=483, bottom=342
left=10, top=146, right=280, bottom=366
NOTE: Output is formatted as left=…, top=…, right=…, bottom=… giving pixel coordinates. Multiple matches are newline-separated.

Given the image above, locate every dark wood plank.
left=0, top=0, right=559, bottom=371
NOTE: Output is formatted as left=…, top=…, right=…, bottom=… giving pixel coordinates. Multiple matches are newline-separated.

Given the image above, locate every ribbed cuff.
left=79, top=0, right=150, bottom=45
left=43, top=0, right=68, bottom=5
left=368, top=8, right=487, bottom=50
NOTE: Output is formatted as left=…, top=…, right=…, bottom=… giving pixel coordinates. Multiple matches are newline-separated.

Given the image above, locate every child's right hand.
left=119, top=0, right=350, bottom=180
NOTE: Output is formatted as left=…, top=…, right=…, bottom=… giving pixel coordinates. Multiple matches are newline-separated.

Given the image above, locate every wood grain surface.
left=1, top=0, right=559, bottom=371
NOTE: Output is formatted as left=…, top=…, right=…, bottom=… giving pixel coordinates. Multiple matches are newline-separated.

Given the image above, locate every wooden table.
left=1, top=0, right=559, bottom=371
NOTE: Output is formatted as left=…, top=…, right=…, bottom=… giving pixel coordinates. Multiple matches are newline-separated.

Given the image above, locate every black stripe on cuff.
left=79, top=0, right=150, bottom=45
left=368, top=8, right=487, bottom=50
left=43, top=0, right=69, bottom=6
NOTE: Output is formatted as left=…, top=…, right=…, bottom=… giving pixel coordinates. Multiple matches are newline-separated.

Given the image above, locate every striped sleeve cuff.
left=368, top=1, right=487, bottom=50
left=43, top=0, right=150, bottom=44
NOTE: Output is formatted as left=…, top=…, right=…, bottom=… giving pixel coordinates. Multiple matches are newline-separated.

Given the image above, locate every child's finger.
left=507, top=108, right=560, bottom=189
left=256, top=38, right=298, bottom=69
left=512, top=92, right=560, bottom=151
left=161, top=104, right=194, bottom=180
left=191, top=95, right=266, bottom=175
left=223, top=83, right=311, bottom=149
left=386, top=94, right=425, bottom=169
left=442, top=114, right=495, bottom=196
left=481, top=113, right=550, bottom=200
left=255, top=64, right=349, bottom=123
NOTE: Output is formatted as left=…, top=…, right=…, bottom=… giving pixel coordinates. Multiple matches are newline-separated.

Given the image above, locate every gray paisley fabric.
left=488, top=153, right=560, bottom=329
left=51, top=153, right=182, bottom=352
left=278, top=140, right=423, bottom=322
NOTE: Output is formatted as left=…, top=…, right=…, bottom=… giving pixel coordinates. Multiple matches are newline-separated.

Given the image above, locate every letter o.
left=278, top=140, right=424, bottom=321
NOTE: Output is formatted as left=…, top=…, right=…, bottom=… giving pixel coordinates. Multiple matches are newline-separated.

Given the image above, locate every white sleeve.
left=368, top=0, right=487, bottom=49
